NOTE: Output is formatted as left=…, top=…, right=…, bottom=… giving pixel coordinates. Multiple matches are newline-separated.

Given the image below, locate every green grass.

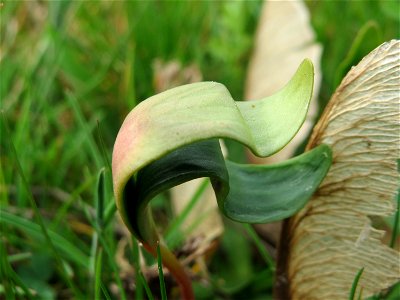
left=349, top=267, right=364, bottom=300
left=1, top=1, right=398, bottom=299
left=156, top=243, right=167, bottom=300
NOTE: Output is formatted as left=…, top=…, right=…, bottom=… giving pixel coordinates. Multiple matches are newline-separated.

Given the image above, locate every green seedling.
left=111, top=60, right=332, bottom=299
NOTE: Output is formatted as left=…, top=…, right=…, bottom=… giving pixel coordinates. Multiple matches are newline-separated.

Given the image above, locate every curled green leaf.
left=112, top=59, right=332, bottom=245
left=112, top=59, right=332, bottom=299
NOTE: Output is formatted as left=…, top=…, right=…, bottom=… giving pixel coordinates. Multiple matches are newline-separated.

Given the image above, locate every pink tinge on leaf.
left=112, top=106, right=149, bottom=206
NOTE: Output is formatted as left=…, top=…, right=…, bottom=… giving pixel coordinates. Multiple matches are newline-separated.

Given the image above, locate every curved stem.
left=143, top=243, right=194, bottom=300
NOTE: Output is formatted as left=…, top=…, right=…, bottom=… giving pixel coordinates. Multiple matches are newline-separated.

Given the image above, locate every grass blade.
left=1, top=241, right=17, bottom=300
left=7, top=253, right=32, bottom=264
left=243, top=224, right=275, bottom=272
left=96, top=121, right=112, bottom=172
left=349, top=267, right=364, bottom=300
left=103, top=201, right=117, bottom=229
left=132, top=237, right=143, bottom=300
left=139, top=272, right=155, bottom=300
left=390, top=191, right=399, bottom=248
left=131, top=238, right=155, bottom=300
left=66, top=92, right=103, bottom=169
left=96, top=233, right=127, bottom=300
left=96, top=168, right=105, bottom=228
left=100, top=281, right=112, bottom=300
left=157, top=242, right=168, bottom=300
left=94, top=248, right=103, bottom=300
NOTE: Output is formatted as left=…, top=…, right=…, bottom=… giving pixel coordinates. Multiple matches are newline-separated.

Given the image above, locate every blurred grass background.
left=0, top=1, right=399, bottom=299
